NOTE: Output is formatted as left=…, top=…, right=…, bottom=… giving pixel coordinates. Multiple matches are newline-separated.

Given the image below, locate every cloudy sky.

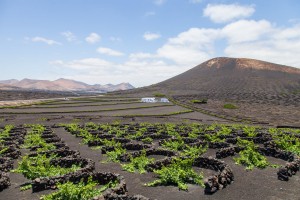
left=1, top=0, right=300, bottom=87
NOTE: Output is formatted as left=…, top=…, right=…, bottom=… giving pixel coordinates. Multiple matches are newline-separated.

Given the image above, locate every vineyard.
left=1, top=122, right=299, bottom=199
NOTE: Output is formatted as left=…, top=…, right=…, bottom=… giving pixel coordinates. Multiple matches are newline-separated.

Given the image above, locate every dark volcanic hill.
left=115, top=57, right=300, bottom=126
left=150, top=57, right=300, bottom=95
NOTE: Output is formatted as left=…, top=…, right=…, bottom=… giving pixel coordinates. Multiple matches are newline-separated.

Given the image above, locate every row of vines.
left=0, top=124, right=149, bottom=200
left=61, top=122, right=300, bottom=193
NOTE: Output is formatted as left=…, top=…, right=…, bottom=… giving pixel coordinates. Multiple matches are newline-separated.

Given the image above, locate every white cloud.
left=224, top=25, right=300, bottom=67
left=154, top=19, right=300, bottom=68
left=143, top=32, right=161, bottom=41
left=154, top=0, right=166, bottom=6
left=203, top=4, right=255, bottom=23
left=85, top=33, right=101, bottom=44
left=97, top=47, right=124, bottom=56
left=51, top=17, right=300, bottom=87
left=31, top=37, right=61, bottom=45
left=61, top=31, right=76, bottom=42
left=224, top=41, right=300, bottom=67
left=221, top=20, right=272, bottom=43
left=157, top=28, right=220, bottom=66
left=272, top=25, right=300, bottom=40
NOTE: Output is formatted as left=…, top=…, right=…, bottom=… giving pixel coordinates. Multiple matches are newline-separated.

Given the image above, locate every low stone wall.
left=0, top=172, right=10, bottom=191
left=193, top=156, right=234, bottom=194
left=277, top=158, right=300, bottom=181
left=208, top=142, right=230, bottom=149
left=0, top=126, right=26, bottom=191
left=258, top=147, right=295, bottom=162
left=216, top=146, right=244, bottom=159
left=0, top=158, right=14, bottom=172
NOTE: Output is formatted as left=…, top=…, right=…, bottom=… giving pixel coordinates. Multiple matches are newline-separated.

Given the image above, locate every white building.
left=141, top=97, right=169, bottom=103
left=141, top=97, right=157, bottom=103
left=160, top=98, right=169, bottom=103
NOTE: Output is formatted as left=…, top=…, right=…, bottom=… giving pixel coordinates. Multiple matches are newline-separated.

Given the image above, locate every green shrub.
left=234, top=138, right=271, bottom=170
left=270, top=129, right=300, bottom=155
left=104, top=144, right=126, bottom=163
left=122, top=150, right=154, bottom=174
left=204, top=126, right=231, bottom=143
left=223, top=103, right=238, bottom=109
left=0, top=124, right=14, bottom=139
left=141, top=137, right=153, bottom=144
left=161, top=138, right=185, bottom=151
left=23, top=124, right=56, bottom=151
left=153, top=92, right=165, bottom=97
left=40, top=177, right=116, bottom=200
left=146, top=158, right=204, bottom=190
left=180, top=145, right=207, bottom=158
left=12, top=154, right=80, bottom=179
left=243, top=126, right=258, bottom=137
left=190, top=99, right=208, bottom=104
left=0, top=146, right=9, bottom=156
left=20, top=184, right=32, bottom=191
left=23, top=133, right=56, bottom=151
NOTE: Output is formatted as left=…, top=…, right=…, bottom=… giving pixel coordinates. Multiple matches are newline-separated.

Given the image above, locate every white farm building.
left=141, top=97, right=157, bottom=103
left=141, top=97, right=169, bottom=103
left=160, top=98, right=169, bottom=103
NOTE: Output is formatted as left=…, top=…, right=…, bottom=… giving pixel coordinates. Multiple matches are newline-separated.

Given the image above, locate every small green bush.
left=146, top=158, right=204, bottom=190
left=122, top=150, right=154, bottom=174
left=190, top=99, right=207, bottom=104
left=223, top=103, right=238, bottom=109
left=141, top=137, right=153, bottom=144
left=104, top=145, right=126, bottom=163
left=162, top=138, right=185, bottom=151
left=40, top=177, right=116, bottom=200
left=234, top=138, right=272, bottom=170
left=153, top=92, right=165, bottom=97
left=12, top=154, right=80, bottom=179
left=180, top=145, right=207, bottom=158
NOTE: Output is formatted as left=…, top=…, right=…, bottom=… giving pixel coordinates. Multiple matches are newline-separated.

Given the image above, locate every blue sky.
left=1, top=0, right=300, bottom=87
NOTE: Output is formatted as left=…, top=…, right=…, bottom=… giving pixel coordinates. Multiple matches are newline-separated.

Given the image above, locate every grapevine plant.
left=0, top=124, right=14, bottom=139
left=12, top=153, right=80, bottom=179
left=269, top=128, right=300, bottom=155
left=161, top=137, right=185, bottom=151
left=0, top=125, right=13, bottom=156
left=180, top=145, right=207, bottom=158
left=122, top=150, right=154, bottom=174
left=40, top=177, right=117, bottom=200
left=104, top=142, right=127, bottom=163
left=234, top=138, right=273, bottom=170
left=23, top=124, right=56, bottom=151
left=13, top=124, right=81, bottom=180
left=146, top=158, right=204, bottom=190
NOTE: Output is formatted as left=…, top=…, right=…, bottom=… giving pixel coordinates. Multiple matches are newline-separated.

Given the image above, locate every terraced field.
left=1, top=122, right=299, bottom=200
left=0, top=96, right=226, bottom=125
left=171, top=93, right=300, bottom=126
left=0, top=95, right=299, bottom=200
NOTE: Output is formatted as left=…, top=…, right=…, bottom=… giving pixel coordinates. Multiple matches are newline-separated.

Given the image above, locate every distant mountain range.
left=0, top=78, right=134, bottom=93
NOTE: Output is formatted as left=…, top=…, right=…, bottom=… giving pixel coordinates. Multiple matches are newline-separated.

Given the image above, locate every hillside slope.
left=117, top=57, right=300, bottom=126
left=152, top=57, right=300, bottom=95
